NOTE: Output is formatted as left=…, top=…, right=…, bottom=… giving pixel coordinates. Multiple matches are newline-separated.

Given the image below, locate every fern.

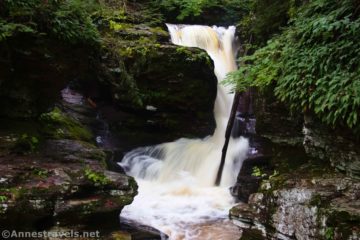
left=226, top=0, right=360, bottom=134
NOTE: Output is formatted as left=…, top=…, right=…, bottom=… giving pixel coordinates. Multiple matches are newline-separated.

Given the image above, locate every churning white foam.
left=120, top=24, right=248, bottom=239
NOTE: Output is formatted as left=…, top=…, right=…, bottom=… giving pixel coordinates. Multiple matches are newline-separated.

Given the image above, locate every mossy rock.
left=40, top=107, right=93, bottom=141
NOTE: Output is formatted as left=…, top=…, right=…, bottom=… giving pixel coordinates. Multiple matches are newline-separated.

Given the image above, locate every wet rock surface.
left=0, top=92, right=138, bottom=238
left=0, top=15, right=218, bottom=238
left=96, top=23, right=217, bottom=150
left=231, top=154, right=271, bottom=203
left=0, top=146, right=136, bottom=229
left=1, top=3, right=359, bottom=239
left=303, top=114, right=360, bottom=180
left=253, top=89, right=304, bottom=147
left=230, top=89, right=360, bottom=240
left=230, top=169, right=360, bottom=240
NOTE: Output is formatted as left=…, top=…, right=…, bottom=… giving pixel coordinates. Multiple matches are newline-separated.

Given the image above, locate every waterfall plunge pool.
left=119, top=24, right=248, bottom=240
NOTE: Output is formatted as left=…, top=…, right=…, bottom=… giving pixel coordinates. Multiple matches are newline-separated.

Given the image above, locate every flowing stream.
left=119, top=24, right=249, bottom=240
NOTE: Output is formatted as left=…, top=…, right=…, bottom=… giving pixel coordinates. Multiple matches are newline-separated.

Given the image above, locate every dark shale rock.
left=231, top=154, right=272, bottom=202
left=0, top=146, right=137, bottom=230
left=0, top=36, right=97, bottom=118
left=0, top=91, right=137, bottom=233
left=230, top=171, right=360, bottom=240
left=96, top=24, right=217, bottom=150
left=253, top=89, right=304, bottom=147
left=231, top=89, right=360, bottom=239
left=303, top=114, right=360, bottom=180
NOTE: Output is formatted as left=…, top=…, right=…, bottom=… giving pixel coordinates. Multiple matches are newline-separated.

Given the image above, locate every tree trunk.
left=215, top=91, right=241, bottom=186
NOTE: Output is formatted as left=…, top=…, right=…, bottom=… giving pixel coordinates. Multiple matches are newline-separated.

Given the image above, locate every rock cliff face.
left=0, top=34, right=97, bottom=118
left=0, top=4, right=217, bottom=235
left=0, top=91, right=137, bottom=235
left=96, top=23, right=217, bottom=150
left=231, top=172, right=360, bottom=240
left=231, top=90, right=360, bottom=240
left=303, top=114, right=360, bottom=180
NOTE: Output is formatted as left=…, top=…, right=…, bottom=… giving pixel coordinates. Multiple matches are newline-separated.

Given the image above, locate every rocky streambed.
left=0, top=2, right=359, bottom=239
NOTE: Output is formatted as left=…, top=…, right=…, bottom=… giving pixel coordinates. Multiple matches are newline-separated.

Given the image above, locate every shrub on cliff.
left=226, top=0, right=360, bottom=134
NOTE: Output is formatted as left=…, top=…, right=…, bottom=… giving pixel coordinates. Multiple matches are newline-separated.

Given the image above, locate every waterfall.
left=120, top=24, right=249, bottom=239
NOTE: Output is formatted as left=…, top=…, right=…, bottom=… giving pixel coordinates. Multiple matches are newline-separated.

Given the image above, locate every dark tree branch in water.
left=215, top=91, right=241, bottom=186
left=215, top=34, right=253, bottom=186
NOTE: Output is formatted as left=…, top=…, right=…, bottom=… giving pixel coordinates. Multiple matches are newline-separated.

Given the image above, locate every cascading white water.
left=120, top=24, right=249, bottom=240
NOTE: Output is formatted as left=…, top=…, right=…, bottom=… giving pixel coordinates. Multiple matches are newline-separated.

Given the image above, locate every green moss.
left=75, top=141, right=107, bottom=162
left=1, top=186, right=52, bottom=201
left=114, top=195, right=134, bottom=206
left=128, top=176, right=138, bottom=194
left=40, top=107, right=93, bottom=141
left=31, top=168, right=49, bottom=178
left=84, top=167, right=110, bottom=186
left=259, top=174, right=286, bottom=194
left=109, top=21, right=132, bottom=31
left=117, top=37, right=161, bottom=58
left=175, top=47, right=211, bottom=65
left=149, top=26, right=168, bottom=36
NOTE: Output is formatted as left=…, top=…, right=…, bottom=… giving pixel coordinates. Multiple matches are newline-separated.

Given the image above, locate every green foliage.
left=0, top=0, right=101, bottom=45
left=251, top=166, right=267, bottom=177
left=13, top=134, right=39, bottom=154
left=0, top=195, right=7, bottom=202
left=0, top=194, right=7, bottom=213
left=224, top=38, right=282, bottom=92
left=157, top=0, right=218, bottom=20
left=84, top=167, right=110, bottom=186
left=155, top=0, right=248, bottom=23
left=227, top=0, right=360, bottom=133
left=269, top=170, right=279, bottom=179
left=0, top=20, right=36, bottom=41
left=32, top=168, right=49, bottom=178
left=325, top=227, right=335, bottom=240
left=234, top=0, right=297, bottom=49
left=51, top=0, right=100, bottom=44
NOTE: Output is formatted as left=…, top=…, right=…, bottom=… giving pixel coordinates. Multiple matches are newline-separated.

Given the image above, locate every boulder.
left=0, top=140, right=137, bottom=230
left=0, top=92, right=137, bottom=233
left=230, top=170, right=360, bottom=239
left=96, top=23, right=217, bottom=150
